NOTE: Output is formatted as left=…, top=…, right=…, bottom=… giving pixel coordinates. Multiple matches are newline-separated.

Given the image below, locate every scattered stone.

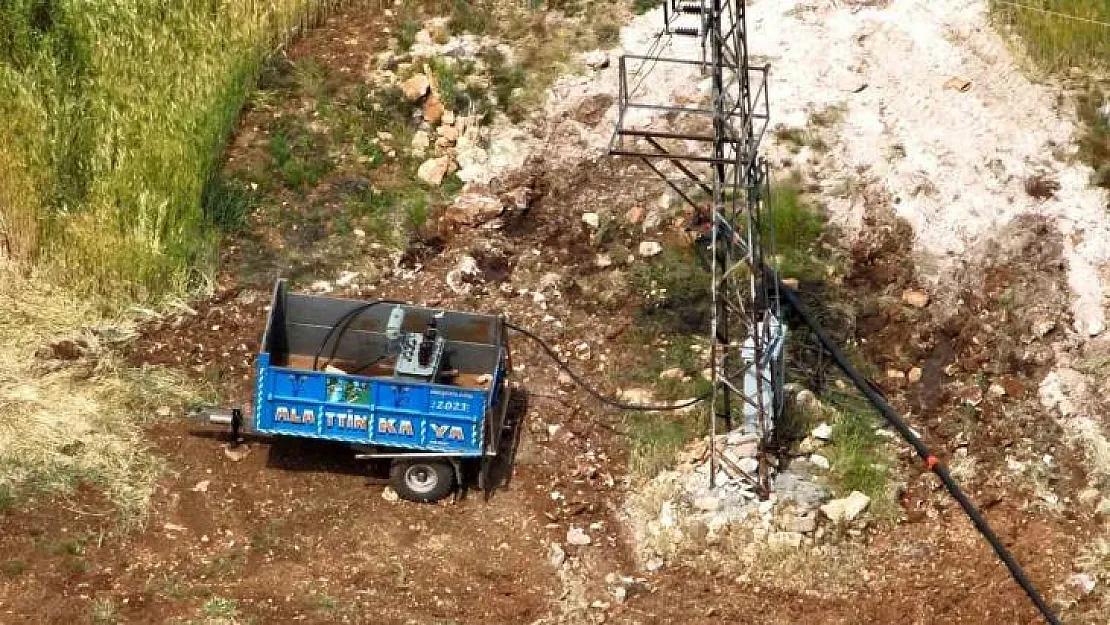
left=638, top=241, right=663, bottom=257
left=812, top=422, right=833, bottom=441
left=797, top=436, right=822, bottom=454
left=901, top=289, right=930, bottom=308
left=423, top=95, right=445, bottom=123
left=988, top=382, right=1006, bottom=397
left=767, top=531, right=803, bottom=550
left=336, top=270, right=359, bottom=287
left=645, top=557, right=665, bottom=572
left=584, top=50, right=610, bottom=70
left=402, top=74, right=431, bottom=100
left=574, top=342, right=591, bottom=361
left=693, top=496, right=720, bottom=512
left=549, top=542, right=566, bottom=567
left=156, top=406, right=172, bottom=418
left=726, top=431, right=759, bottom=446
left=942, top=76, right=972, bottom=92
left=446, top=193, right=502, bottom=226
left=1031, top=318, right=1056, bottom=338
left=223, top=444, right=251, bottom=462
left=411, top=130, right=431, bottom=151
left=582, top=212, right=600, bottom=228
left=809, top=454, right=830, bottom=470
left=557, top=371, right=574, bottom=389
left=1097, top=497, right=1110, bottom=517
left=781, top=278, right=800, bottom=289
left=595, top=253, right=613, bottom=268
left=417, top=156, right=452, bottom=186
left=567, top=526, right=592, bottom=546
left=886, top=369, right=906, bottom=380
left=907, top=367, right=923, bottom=383
left=738, top=457, right=759, bottom=475
left=353, top=228, right=366, bottom=238
left=820, top=491, right=871, bottom=523
left=438, top=124, right=459, bottom=143
left=626, top=205, right=645, bottom=224
left=658, top=501, right=677, bottom=527
left=445, top=255, right=481, bottom=294
left=612, top=585, right=628, bottom=603
left=780, top=512, right=817, bottom=534
left=163, top=523, right=187, bottom=533
left=382, top=487, right=399, bottom=502
left=1069, top=573, right=1096, bottom=595
left=795, top=389, right=819, bottom=412
left=191, top=480, right=211, bottom=493
left=620, top=388, right=655, bottom=405
left=442, top=110, right=456, bottom=126
left=1078, top=487, right=1100, bottom=505
left=659, top=367, right=684, bottom=380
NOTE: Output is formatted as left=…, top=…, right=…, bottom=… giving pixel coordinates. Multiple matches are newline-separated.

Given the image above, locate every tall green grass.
left=0, top=0, right=349, bottom=306
left=988, top=0, right=1109, bottom=71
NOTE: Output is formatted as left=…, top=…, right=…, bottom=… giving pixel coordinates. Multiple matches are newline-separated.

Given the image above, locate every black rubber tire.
left=390, top=459, right=455, bottom=503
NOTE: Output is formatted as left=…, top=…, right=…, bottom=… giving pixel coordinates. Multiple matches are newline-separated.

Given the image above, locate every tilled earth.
left=0, top=2, right=1103, bottom=624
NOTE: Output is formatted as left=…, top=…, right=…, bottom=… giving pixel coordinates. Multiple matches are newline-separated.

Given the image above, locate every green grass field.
left=989, top=0, right=1108, bottom=71
left=0, top=0, right=346, bottom=307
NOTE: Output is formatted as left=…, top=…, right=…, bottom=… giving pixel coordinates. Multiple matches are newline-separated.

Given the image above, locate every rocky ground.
left=1, top=0, right=1109, bottom=623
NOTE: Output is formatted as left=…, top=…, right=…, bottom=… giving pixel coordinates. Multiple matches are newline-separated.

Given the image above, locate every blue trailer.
left=212, top=280, right=513, bottom=502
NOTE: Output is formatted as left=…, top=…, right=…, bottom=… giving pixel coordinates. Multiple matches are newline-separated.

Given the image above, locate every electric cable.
left=775, top=273, right=1061, bottom=625
left=312, top=299, right=404, bottom=371
left=504, top=321, right=710, bottom=411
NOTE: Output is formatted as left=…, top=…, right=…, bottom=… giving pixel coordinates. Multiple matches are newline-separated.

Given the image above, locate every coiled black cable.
left=312, top=299, right=404, bottom=371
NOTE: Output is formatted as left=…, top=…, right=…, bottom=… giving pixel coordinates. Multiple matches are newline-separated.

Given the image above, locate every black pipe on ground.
left=776, top=276, right=1061, bottom=625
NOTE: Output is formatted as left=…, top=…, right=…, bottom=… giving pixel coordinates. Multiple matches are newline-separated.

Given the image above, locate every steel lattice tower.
left=609, top=0, right=785, bottom=491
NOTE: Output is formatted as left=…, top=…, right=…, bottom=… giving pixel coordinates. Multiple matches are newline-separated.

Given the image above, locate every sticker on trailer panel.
left=324, top=411, right=368, bottom=431
left=274, top=406, right=315, bottom=425
left=430, top=423, right=466, bottom=441
left=432, top=399, right=472, bottom=413
left=376, top=418, right=415, bottom=437
left=429, top=388, right=474, bottom=399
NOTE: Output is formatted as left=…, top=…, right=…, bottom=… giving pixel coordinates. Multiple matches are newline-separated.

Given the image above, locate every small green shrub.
left=203, top=596, right=239, bottom=618
left=631, top=247, right=711, bottom=334
left=0, top=485, right=14, bottom=513
left=626, top=411, right=699, bottom=478
left=633, top=0, right=664, bottom=15
left=1, top=560, right=25, bottom=577
left=484, top=50, right=528, bottom=121
left=823, top=391, right=889, bottom=501
left=764, top=180, right=826, bottom=281
left=90, top=598, right=118, bottom=625
left=449, top=0, right=489, bottom=34
left=1077, top=89, right=1109, bottom=189
left=201, top=175, right=253, bottom=232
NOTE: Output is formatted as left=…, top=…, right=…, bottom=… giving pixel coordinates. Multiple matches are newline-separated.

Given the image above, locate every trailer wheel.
left=390, top=459, right=455, bottom=502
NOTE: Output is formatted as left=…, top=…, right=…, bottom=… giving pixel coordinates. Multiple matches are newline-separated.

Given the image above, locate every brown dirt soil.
left=0, top=3, right=1099, bottom=624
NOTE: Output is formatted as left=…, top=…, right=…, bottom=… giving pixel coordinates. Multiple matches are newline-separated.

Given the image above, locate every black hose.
left=312, top=299, right=405, bottom=371
left=776, top=275, right=1061, bottom=625
left=505, top=321, right=710, bottom=412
